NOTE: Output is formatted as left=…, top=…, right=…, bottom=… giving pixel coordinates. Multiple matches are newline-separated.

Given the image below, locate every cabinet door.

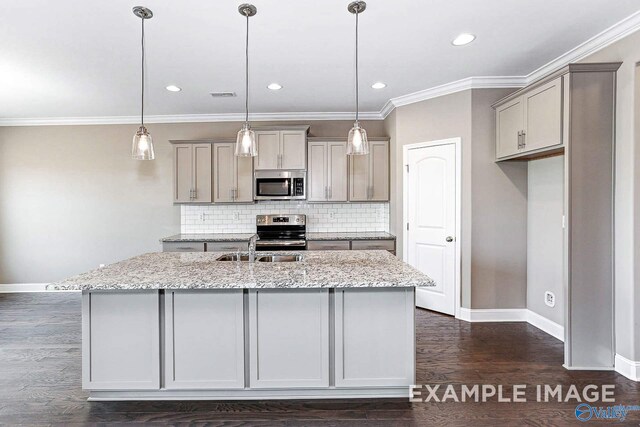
left=249, top=289, right=329, bottom=388
left=174, top=144, right=193, bottom=203
left=327, top=142, right=348, bottom=202
left=496, top=98, right=523, bottom=159
left=280, top=130, right=307, bottom=170
left=164, top=290, right=244, bottom=389
left=349, top=152, right=369, bottom=201
left=523, top=77, right=562, bottom=152
left=306, top=240, right=350, bottom=250
left=82, top=291, right=160, bottom=390
left=255, top=131, right=280, bottom=170
left=235, top=150, right=254, bottom=202
left=213, top=143, right=235, bottom=203
left=334, top=288, right=414, bottom=387
left=369, top=141, right=389, bottom=201
left=307, top=142, right=327, bottom=202
left=192, top=144, right=212, bottom=203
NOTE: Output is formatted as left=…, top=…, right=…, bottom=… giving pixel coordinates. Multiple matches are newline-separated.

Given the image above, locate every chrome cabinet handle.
left=324, top=186, right=328, bottom=199
left=446, top=236, right=454, bottom=242
left=329, top=186, right=332, bottom=199
left=517, top=131, right=522, bottom=149
left=521, top=130, right=526, bottom=148
left=233, top=188, right=237, bottom=200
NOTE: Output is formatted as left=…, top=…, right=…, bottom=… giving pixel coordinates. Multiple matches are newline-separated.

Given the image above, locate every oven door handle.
left=255, top=240, right=306, bottom=247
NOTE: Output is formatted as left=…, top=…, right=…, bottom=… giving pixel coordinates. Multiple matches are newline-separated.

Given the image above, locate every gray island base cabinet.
left=82, top=287, right=415, bottom=400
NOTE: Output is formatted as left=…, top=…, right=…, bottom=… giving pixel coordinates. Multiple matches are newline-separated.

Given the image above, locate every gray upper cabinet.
left=307, top=140, right=348, bottom=202
left=213, top=142, right=253, bottom=203
left=522, top=77, right=563, bottom=152
left=496, top=98, right=523, bottom=159
left=349, top=139, right=389, bottom=202
left=495, top=76, right=563, bottom=161
left=254, top=127, right=308, bottom=170
left=173, top=143, right=212, bottom=203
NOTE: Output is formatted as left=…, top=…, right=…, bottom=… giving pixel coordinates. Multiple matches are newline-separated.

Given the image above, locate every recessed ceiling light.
left=267, top=83, right=283, bottom=90
left=452, top=33, right=475, bottom=46
left=165, top=85, right=182, bottom=92
left=371, top=82, right=386, bottom=89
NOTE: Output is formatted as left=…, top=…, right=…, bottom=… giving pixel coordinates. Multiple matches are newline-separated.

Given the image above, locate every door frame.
left=402, top=137, right=462, bottom=318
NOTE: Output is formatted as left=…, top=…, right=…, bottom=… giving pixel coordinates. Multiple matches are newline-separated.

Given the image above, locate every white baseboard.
left=526, top=310, right=565, bottom=342
left=615, top=354, right=640, bottom=381
left=458, top=307, right=528, bottom=322
left=457, top=308, right=564, bottom=342
left=0, top=283, right=78, bottom=293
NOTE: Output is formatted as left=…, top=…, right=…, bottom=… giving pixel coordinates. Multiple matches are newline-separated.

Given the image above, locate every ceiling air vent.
left=210, top=92, right=237, bottom=98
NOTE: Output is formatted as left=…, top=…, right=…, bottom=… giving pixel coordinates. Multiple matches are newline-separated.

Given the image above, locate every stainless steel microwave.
left=254, top=170, right=306, bottom=200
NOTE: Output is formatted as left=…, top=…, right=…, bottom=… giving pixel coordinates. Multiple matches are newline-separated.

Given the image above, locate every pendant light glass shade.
left=347, top=1, right=368, bottom=155
left=236, top=4, right=258, bottom=157
left=131, top=6, right=154, bottom=160
left=132, top=125, right=155, bottom=160
left=235, top=123, right=257, bottom=156
left=346, top=122, right=369, bottom=155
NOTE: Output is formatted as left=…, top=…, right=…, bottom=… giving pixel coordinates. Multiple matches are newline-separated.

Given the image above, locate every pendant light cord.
left=355, top=8, right=359, bottom=124
left=141, top=16, right=145, bottom=127
left=245, top=13, right=250, bottom=125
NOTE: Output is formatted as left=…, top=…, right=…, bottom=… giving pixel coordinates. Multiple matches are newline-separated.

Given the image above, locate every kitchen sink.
left=216, top=254, right=250, bottom=262
left=256, top=255, right=303, bottom=263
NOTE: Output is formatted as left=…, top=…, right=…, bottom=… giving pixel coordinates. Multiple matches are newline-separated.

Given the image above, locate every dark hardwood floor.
left=0, top=292, right=638, bottom=426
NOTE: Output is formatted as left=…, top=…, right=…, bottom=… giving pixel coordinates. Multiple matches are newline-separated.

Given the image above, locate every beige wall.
left=470, top=89, right=528, bottom=309
left=0, top=120, right=385, bottom=283
left=583, top=30, right=640, bottom=360
left=385, top=88, right=526, bottom=309
left=527, top=156, right=564, bottom=325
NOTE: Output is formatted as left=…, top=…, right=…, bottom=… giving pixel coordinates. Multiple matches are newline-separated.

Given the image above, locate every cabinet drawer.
left=307, top=240, right=350, bottom=251
left=351, top=240, right=395, bottom=251
left=206, top=242, right=249, bottom=252
left=162, top=242, right=206, bottom=252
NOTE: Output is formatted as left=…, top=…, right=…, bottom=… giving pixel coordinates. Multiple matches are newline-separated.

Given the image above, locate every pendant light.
left=235, top=4, right=258, bottom=157
left=346, top=1, right=369, bottom=155
left=131, top=6, right=155, bottom=160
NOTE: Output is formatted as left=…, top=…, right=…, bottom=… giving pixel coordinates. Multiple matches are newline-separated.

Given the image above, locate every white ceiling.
left=1, top=0, right=639, bottom=121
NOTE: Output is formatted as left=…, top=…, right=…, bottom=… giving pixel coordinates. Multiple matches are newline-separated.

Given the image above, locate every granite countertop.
left=48, top=250, right=434, bottom=291
left=161, top=233, right=256, bottom=242
left=306, top=232, right=395, bottom=241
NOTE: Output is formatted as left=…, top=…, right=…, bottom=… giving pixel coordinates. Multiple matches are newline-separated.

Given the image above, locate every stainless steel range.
left=255, top=214, right=306, bottom=251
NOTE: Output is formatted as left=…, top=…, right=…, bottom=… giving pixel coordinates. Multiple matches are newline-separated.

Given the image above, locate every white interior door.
left=406, top=142, right=457, bottom=315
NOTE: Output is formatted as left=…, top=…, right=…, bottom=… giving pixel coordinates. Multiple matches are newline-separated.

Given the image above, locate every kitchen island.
left=51, top=250, right=434, bottom=401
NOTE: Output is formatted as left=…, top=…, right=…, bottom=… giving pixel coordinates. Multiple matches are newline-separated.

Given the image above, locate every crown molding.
left=526, top=9, right=640, bottom=83
left=0, top=111, right=383, bottom=127
left=380, top=76, right=526, bottom=118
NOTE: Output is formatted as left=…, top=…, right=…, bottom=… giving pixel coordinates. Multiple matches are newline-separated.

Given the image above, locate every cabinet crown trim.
left=492, top=62, right=622, bottom=108
left=308, top=137, right=389, bottom=143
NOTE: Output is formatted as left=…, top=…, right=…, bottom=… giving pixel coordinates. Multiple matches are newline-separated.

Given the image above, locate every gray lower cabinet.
left=351, top=240, right=395, bottom=252
left=306, top=240, right=351, bottom=251
left=162, top=242, right=206, bottom=252
left=162, top=241, right=248, bottom=252
left=335, top=288, right=415, bottom=387
left=206, top=241, right=249, bottom=252
left=82, top=291, right=160, bottom=390
left=249, top=289, right=329, bottom=388
left=164, top=290, right=244, bottom=389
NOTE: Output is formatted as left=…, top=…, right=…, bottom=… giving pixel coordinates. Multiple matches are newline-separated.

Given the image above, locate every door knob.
left=446, top=236, right=454, bottom=242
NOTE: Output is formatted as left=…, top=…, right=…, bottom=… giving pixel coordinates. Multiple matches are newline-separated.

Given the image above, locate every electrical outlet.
left=199, top=213, right=206, bottom=222
left=233, top=212, right=240, bottom=221
left=545, top=291, right=556, bottom=308
left=328, top=211, right=336, bottom=221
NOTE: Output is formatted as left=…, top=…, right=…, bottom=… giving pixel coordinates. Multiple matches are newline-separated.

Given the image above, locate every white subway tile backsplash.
left=181, top=202, right=389, bottom=233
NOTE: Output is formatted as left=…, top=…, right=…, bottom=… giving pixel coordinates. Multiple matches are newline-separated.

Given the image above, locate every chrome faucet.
left=248, top=234, right=259, bottom=262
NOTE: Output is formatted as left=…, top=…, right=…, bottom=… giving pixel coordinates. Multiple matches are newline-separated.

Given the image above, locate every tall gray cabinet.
left=493, top=62, right=621, bottom=369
